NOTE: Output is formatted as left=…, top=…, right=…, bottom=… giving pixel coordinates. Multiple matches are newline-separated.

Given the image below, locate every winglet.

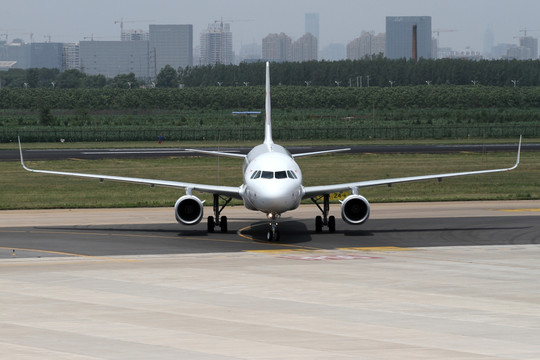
left=510, top=135, right=522, bottom=170
left=18, top=136, right=31, bottom=172
left=264, top=61, right=273, bottom=146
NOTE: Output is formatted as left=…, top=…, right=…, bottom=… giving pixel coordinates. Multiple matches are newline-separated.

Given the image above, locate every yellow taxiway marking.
left=338, top=247, right=417, bottom=252
left=0, top=246, right=140, bottom=266
left=495, top=208, right=540, bottom=213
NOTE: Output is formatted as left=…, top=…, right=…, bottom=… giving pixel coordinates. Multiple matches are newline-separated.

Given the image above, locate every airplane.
left=19, top=62, right=522, bottom=241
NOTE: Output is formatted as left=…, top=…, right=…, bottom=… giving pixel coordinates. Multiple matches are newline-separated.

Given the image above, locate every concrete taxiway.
left=1, top=201, right=540, bottom=359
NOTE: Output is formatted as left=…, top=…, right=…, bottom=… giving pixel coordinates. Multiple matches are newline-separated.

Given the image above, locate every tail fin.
left=264, top=62, right=273, bottom=145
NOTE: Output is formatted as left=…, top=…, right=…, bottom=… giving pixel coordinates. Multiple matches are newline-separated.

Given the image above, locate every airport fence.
left=3, top=124, right=539, bottom=143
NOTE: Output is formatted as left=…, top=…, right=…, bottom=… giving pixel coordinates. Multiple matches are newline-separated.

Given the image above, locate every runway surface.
left=1, top=202, right=540, bottom=359
left=1, top=142, right=534, bottom=161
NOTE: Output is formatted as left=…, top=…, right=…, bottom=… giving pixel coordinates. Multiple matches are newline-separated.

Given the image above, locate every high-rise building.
left=200, top=22, right=233, bottom=65
left=305, top=13, right=319, bottom=40
left=262, top=33, right=292, bottom=62
left=519, top=36, right=538, bottom=59
left=292, top=33, right=318, bottom=62
left=149, top=24, right=193, bottom=75
left=122, top=29, right=150, bottom=42
left=483, top=29, right=494, bottom=58
left=347, top=32, right=386, bottom=60
left=385, top=16, right=432, bottom=59
left=63, top=43, right=80, bottom=70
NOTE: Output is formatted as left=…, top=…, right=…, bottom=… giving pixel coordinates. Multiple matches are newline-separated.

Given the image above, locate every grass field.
left=1, top=150, right=537, bottom=210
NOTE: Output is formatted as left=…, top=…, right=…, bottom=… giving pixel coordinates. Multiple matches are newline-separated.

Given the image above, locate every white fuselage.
left=240, top=143, right=303, bottom=215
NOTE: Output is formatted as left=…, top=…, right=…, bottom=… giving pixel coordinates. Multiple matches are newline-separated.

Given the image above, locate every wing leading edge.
left=303, top=136, right=522, bottom=199
left=18, top=138, right=242, bottom=199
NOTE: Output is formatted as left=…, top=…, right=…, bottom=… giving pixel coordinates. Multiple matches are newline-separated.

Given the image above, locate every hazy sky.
left=1, top=0, right=539, bottom=53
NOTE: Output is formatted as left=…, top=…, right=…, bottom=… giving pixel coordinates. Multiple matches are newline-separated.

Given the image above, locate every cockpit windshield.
left=250, top=170, right=298, bottom=180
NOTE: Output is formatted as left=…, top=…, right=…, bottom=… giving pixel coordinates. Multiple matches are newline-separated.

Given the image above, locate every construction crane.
left=433, top=29, right=457, bottom=40
left=114, top=19, right=154, bottom=40
left=83, top=34, right=115, bottom=41
left=519, top=28, right=540, bottom=37
left=214, top=18, right=254, bottom=30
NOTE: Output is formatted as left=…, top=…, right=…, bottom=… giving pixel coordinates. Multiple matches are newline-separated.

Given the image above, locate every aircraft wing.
left=185, top=149, right=247, bottom=158
left=292, top=148, right=351, bottom=158
left=303, top=136, right=521, bottom=199
left=19, top=139, right=242, bottom=199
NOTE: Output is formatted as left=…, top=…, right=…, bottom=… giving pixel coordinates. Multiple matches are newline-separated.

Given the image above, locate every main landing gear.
left=266, top=213, right=281, bottom=242
left=311, top=194, right=336, bottom=233
left=207, top=194, right=231, bottom=233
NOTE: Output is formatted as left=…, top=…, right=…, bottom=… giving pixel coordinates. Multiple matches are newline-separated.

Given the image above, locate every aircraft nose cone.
left=248, top=181, right=301, bottom=213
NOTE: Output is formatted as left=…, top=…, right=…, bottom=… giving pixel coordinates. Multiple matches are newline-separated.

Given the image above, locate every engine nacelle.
left=341, top=195, right=370, bottom=225
left=174, top=195, right=204, bottom=225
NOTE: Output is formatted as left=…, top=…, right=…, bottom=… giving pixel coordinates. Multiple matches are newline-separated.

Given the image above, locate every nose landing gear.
left=266, top=212, right=281, bottom=241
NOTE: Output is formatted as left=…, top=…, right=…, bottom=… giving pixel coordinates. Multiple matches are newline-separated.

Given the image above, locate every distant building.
left=0, top=40, right=66, bottom=70
left=385, top=16, right=432, bottom=59
left=491, top=43, right=515, bottom=59
left=0, top=39, right=31, bottom=68
left=347, top=32, right=385, bottom=60
left=30, top=42, right=64, bottom=69
left=262, top=33, right=292, bottom=62
left=305, top=13, right=320, bottom=41
left=238, top=42, right=262, bottom=63
left=200, top=22, right=233, bottom=65
left=80, top=40, right=150, bottom=78
left=320, top=43, right=346, bottom=61
left=292, top=33, right=318, bottom=62
left=149, top=24, right=193, bottom=75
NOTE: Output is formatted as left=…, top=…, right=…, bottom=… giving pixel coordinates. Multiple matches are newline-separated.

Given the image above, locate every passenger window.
left=287, top=170, right=297, bottom=179
left=275, top=171, right=287, bottom=179
left=261, top=171, right=273, bottom=179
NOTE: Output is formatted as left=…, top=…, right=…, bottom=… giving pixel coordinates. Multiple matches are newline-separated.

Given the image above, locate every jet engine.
left=174, top=195, right=204, bottom=225
left=341, top=195, right=370, bottom=225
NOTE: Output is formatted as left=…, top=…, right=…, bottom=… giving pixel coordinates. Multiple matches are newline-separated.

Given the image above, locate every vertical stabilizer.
left=264, top=62, right=274, bottom=145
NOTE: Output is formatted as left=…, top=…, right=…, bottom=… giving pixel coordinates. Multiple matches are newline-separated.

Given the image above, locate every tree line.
left=2, top=57, right=540, bottom=89
left=1, top=86, right=539, bottom=111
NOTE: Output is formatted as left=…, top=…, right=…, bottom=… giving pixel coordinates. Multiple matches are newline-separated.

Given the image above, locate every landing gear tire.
left=312, top=194, right=337, bottom=233
left=207, top=216, right=215, bottom=233
left=266, top=229, right=280, bottom=242
left=328, top=216, right=336, bottom=233
left=315, top=216, right=323, bottom=233
left=220, top=216, right=228, bottom=233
